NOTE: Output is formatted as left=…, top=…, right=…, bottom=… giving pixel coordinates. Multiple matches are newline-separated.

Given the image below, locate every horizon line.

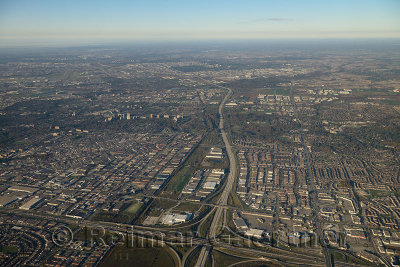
left=1, top=37, right=400, bottom=49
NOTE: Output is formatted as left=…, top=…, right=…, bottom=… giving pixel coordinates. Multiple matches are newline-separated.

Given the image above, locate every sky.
left=0, top=0, right=399, bottom=45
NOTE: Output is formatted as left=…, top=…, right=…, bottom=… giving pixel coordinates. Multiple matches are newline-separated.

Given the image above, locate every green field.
left=198, top=210, right=215, bottom=238
left=165, top=129, right=224, bottom=195
left=99, top=246, right=177, bottom=267
left=125, top=201, right=143, bottom=214
left=166, top=166, right=195, bottom=193
left=172, top=201, right=201, bottom=213
left=213, top=249, right=245, bottom=266
left=14, top=139, right=28, bottom=145
left=331, top=251, right=376, bottom=266
left=366, top=189, right=391, bottom=199
left=1, top=245, right=19, bottom=254
left=90, top=211, right=133, bottom=224
left=228, top=191, right=244, bottom=208
left=185, top=246, right=201, bottom=267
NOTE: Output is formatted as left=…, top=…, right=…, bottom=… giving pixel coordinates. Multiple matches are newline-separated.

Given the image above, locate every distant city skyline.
left=0, top=0, right=399, bottom=46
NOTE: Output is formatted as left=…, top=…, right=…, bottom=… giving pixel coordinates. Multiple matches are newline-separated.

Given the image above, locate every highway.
left=195, top=245, right=211, bottom=267
left=195, top=88, right=237, bottom=266
left=3, top=85, right=362, bottom=267
left=209, top=88, right=236, bottom=238
left=2, top=204, right=361, bottom=267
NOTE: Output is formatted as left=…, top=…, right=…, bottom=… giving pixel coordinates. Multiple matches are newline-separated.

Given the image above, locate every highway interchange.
left=0, top=86, right=383, bottom=267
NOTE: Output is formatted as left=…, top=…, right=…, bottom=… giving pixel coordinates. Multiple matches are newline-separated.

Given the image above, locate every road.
left=195, top=88, right=237, bottom=266
left=3, top=85, right=355, bottom=266
left=195, top=246, right=211, bottom=267
left=209, top=88, right=236, bottom=237
left=304, top=147, right=333, bottom=267
left=2, top=205, right=360, bottom=267
left=289, top=89, right=333, bottom=267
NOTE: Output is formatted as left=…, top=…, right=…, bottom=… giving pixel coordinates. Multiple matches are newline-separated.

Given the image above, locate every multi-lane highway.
left=209, top=88, right=237, bottom=238
left=195, top=88, right=237, bottom=267
left=4, top=86, right=359, bottom=267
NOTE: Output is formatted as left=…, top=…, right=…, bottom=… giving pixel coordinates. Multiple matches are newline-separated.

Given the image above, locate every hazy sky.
left=0, top=0, right=399, bottom=45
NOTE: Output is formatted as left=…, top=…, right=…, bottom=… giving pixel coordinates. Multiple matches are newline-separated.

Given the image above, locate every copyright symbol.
left=52, top=226, right=73, bottom=247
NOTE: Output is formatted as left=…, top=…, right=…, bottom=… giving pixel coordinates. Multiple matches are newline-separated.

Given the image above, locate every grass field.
left=90, top=211, right=133, bottom=224
left=366, top=189, right=391, bottom=199
left=14, top=139, right=28, bottom=145
left=124, top=201, right=143, bottom=214
left=171, top=245, right=192, bottom=258
left=213, top=249, right=245, bottom=266
left=165, top=129, right=224, bottom=195
left=166, top=166, right=195, bottom=193
left=99, top=245, right=177, bottom=267
left=185, top=246, right=201, bottom=267
left=331, top=251, right=376, bottom=266
left=228, top=191, right=244, bottom=208
left=143, top=198, right=178, bottom=218
left=172, top=201, right=201, bottom=213
left=198, top=210, right=215, bottom=238
left=1, top=245, right=19, bottom=254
